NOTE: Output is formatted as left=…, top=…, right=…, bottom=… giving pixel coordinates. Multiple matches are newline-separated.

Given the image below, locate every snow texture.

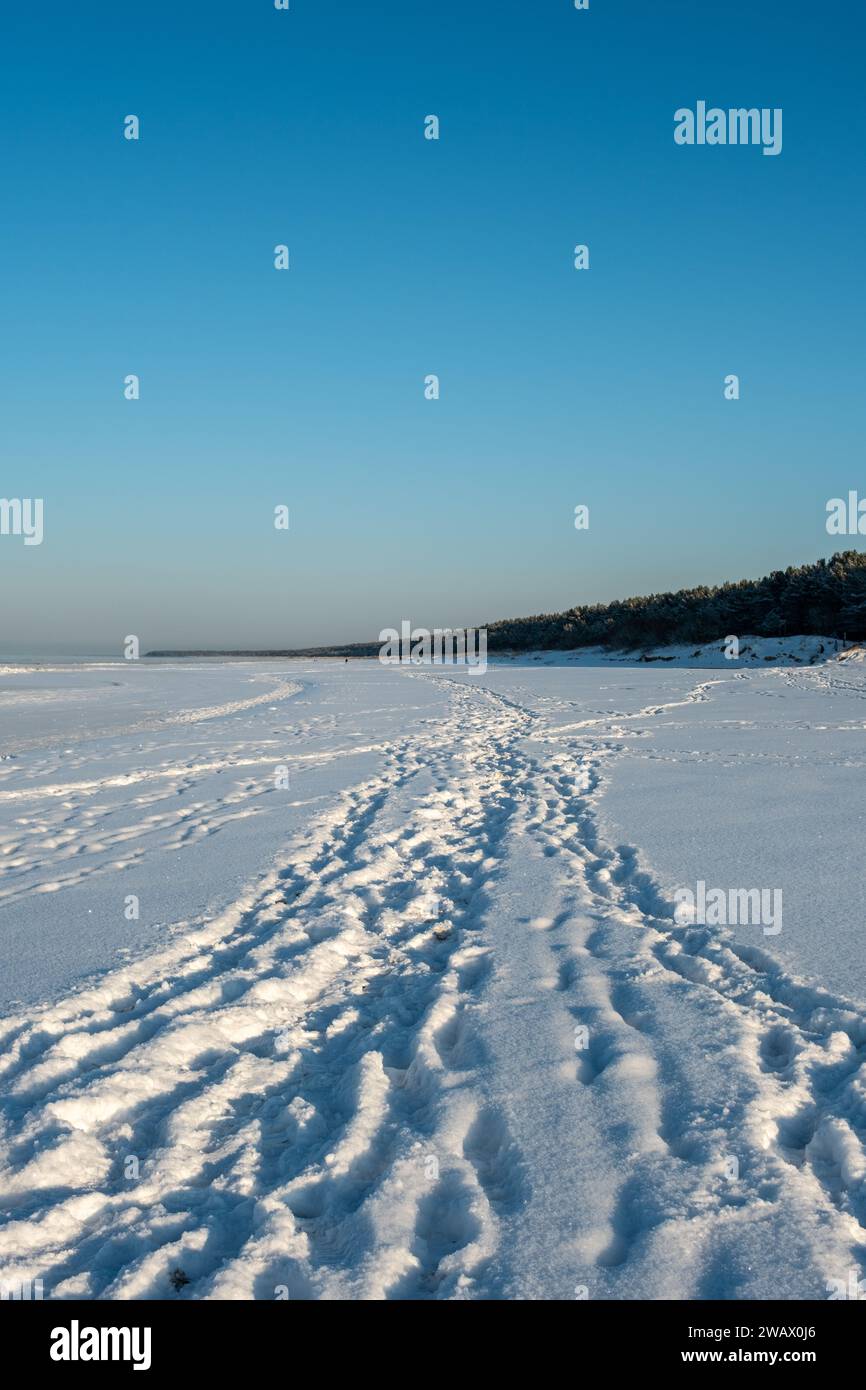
left=1, top=645, right=865, bottom=1300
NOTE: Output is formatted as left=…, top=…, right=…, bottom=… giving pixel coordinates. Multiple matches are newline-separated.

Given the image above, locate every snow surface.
left=1, top=645, right=865, bottom=1300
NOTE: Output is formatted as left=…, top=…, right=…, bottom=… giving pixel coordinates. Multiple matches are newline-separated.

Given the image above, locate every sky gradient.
left=2, top=0, right=864, bottom=654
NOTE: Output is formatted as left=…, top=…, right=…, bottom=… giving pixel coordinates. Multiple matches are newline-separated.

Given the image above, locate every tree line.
left=483, top=551, right=866, bottom=652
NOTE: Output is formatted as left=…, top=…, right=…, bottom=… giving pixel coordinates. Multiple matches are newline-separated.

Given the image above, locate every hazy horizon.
left=1, top=544, right=860, bottom=662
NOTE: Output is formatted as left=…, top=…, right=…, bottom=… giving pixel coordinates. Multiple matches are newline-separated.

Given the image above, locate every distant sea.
left=0, top=649, right=124, bottom=664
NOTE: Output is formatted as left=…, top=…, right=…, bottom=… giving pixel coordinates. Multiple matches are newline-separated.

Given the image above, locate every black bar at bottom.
left=4, top=1297, right=860, bottom=1376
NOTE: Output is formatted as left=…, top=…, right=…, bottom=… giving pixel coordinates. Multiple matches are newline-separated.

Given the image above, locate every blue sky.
left=2, top=0, right=864, bottom=653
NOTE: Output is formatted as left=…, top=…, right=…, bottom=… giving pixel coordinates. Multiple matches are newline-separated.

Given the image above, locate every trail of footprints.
left=528, top=739, right=866, bottom=1277
left=0, top=679, right=535, bottom=1300
left=1, top=673, right=865, bottom=1296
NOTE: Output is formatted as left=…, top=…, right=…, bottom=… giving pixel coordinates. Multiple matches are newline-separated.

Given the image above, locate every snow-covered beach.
left=1, top=650, right=865, bottom=1300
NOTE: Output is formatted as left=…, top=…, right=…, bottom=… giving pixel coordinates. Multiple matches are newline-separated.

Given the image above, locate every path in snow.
left=1, top=661, right=865, bottom=1299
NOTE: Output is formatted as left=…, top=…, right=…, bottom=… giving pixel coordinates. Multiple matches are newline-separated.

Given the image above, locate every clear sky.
left=2, top=0, right=864, bottom=655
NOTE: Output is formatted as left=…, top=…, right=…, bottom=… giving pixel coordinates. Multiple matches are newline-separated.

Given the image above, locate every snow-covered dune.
left=490, top=634, right=852, bottom=668
left=1, top=652, right=865, bottom=1300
